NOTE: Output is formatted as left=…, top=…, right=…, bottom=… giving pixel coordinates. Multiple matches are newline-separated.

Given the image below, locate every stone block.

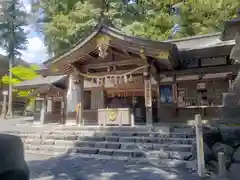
left=98, top=149, right=113, bottom=156
left=79, top=136, right=105, bottom=142
left=50, top=134, right=65, bottom=140
left=229, top=163, right=240, bottom=179
left=31, top=139, right=42, bottom=145
left=173, top=145, right=192, bottom=152
left=42, top=140, right=54, bottom=145
left=152, top=144, right=165, bottom=151
left=106, top=136, right=119, bottom=142
left=135, top=137, right=145, bottom=143
left=132, top=151, right=145, bottom=158
left=135, top=132, right=150, bottom=137
left=113, top=150, right=132, bottom=157
left=24, top=138, right=33, bottom=144
left=119, top=137, right=135, bottom=143
left=106, top=143, right=121, bottom=149
left=143, top=137, right=158, bottom=143
left=212, top=142, right=235, bottom=158
left=95, top=142, right=106, bottom=149
left=94, top=132, right=113, bottom=137
left=171, top=133, right=187, bottom=138
left=149, top=151, right=169, bottom=159
left=76, top=148, right=99, bottom=154
left=115, top=132, right=133, bottom=137
left=233, top=147, right=240, bottom=162
left=169, top=152, right=192, bottom=160
left=65, top=135, right=78, bottom=141
left=121, top=144, right=138, bottom=150
left=75, top=141, right=95, bottom=148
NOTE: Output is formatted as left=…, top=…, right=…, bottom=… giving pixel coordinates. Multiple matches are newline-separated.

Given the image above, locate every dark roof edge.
left=163, top=32, right=222, bottom=43
left=43, top=23, right=102, bottom=66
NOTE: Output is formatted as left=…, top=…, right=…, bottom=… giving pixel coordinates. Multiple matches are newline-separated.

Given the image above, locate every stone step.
left=4, top=129, right=195, bottom=139
left=147, top=151, right=192, bottom=160
left=24, top=143, right=191, bottom=160
left=22, top=137, right=193, bottom=151
left=24, top=150, right=193, bottom=168
left=74, top=141, right=192, bottom=152
left=43, top=131, right=195, bottom=140
left=54, top=126, right=171, bottom=133
left=78, top=136, right=194, bottom=144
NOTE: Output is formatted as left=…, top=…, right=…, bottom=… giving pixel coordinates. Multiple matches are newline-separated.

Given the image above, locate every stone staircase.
left=3, top=125, right=196, bottom=167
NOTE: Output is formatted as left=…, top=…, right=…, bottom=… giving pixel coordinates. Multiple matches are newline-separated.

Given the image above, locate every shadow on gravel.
left=27, top=153, right=200, bottom=180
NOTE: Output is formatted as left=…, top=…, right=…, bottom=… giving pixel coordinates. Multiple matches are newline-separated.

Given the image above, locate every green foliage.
left=179, top=0, right=240, bottom=36
left=0, top=0, right=28, bottom=57
left=31, top=0, right=240, bottom=55
left=1, top=65, right=40, bottom=97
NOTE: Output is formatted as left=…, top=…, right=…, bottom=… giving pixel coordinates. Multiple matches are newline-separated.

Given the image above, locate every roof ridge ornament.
left=96, top=34, right=112, bottom=58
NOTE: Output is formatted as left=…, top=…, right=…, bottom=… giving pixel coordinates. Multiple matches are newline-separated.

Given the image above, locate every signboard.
left=144, top=79, right=152, bottom=107
left=197, top=83, right=206, bottom=90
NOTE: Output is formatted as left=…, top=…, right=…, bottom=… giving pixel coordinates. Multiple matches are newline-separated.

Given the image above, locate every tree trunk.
left=6, top=0, right=15, bottom=117
left=6, top=54, right=13, bottom=117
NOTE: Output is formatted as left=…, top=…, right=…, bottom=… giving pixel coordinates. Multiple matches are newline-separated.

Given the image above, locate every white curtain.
left=66, top=75, right=80, bottom=112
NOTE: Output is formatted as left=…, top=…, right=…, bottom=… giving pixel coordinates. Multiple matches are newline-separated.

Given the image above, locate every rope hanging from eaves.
left=70, top=64, right=148, bottom=86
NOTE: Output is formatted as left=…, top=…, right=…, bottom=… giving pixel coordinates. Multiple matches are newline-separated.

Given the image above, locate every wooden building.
left=15, top=24, right=239, bottom=125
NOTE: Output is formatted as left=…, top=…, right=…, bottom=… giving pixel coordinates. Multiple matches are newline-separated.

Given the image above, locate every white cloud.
left=20, top=0, right=49, bottom=64
left=21, top=36, right=49, bottom=63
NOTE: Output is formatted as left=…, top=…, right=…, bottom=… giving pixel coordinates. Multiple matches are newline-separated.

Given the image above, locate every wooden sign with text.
left=144, top=79, right=152, bottom=107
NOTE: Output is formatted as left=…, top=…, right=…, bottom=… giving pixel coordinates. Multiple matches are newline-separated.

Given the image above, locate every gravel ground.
left=26, top=153, right=201, bottom=180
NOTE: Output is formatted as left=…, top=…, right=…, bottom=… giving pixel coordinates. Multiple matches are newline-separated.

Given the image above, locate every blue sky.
left=0, top=0, right=49, bottom=64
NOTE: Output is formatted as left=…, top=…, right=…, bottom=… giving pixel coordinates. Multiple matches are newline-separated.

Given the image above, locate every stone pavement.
left=26, top=154, right=201, bottom=180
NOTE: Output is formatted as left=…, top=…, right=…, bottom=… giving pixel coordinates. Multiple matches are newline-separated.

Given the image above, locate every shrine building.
left=15, top=24, right=238, bottom=126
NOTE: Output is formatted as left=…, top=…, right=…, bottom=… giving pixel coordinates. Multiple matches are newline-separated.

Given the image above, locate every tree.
left=1, top=65, right=39, bottom=97
left=0, top=0, right=28, bottom=117
left=31, top=0, right=240, bottom=56
left=179, top=0, right=240, bottom=37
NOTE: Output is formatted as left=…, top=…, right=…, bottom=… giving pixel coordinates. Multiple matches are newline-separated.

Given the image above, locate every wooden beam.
left=162, top=64, right=240, bottom=76
left=81, top=58, right=145, bottom=69
left=109, top=47, right=130, bottom=57
left=84, top=54, right=98, bottom=61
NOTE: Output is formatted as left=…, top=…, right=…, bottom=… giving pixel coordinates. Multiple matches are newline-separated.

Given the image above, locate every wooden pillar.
left=228, top=79, right=233, bottom=89
left=62, top=94, right=67, bottom=124
left=1, top=91, right=8, bottom=119
left=144, top=67, right=152, bottom=126
left=172, top=83, right=178, bottom=117
left=40, top=94, right=47, bottom=124
left=77, top=75, right=84, bottom=125
left=156, top=83, right=161, bottom=122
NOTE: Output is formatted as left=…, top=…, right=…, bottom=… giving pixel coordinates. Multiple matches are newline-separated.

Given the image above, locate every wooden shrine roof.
left=44, top=23, right=180, bottom=70
left=28, top=84, right=65, bottom=97
left=14, top=75, right=67, bottom=90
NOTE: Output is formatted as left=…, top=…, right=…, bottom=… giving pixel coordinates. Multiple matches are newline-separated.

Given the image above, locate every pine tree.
left=0, top=0, right=28, bottom=117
